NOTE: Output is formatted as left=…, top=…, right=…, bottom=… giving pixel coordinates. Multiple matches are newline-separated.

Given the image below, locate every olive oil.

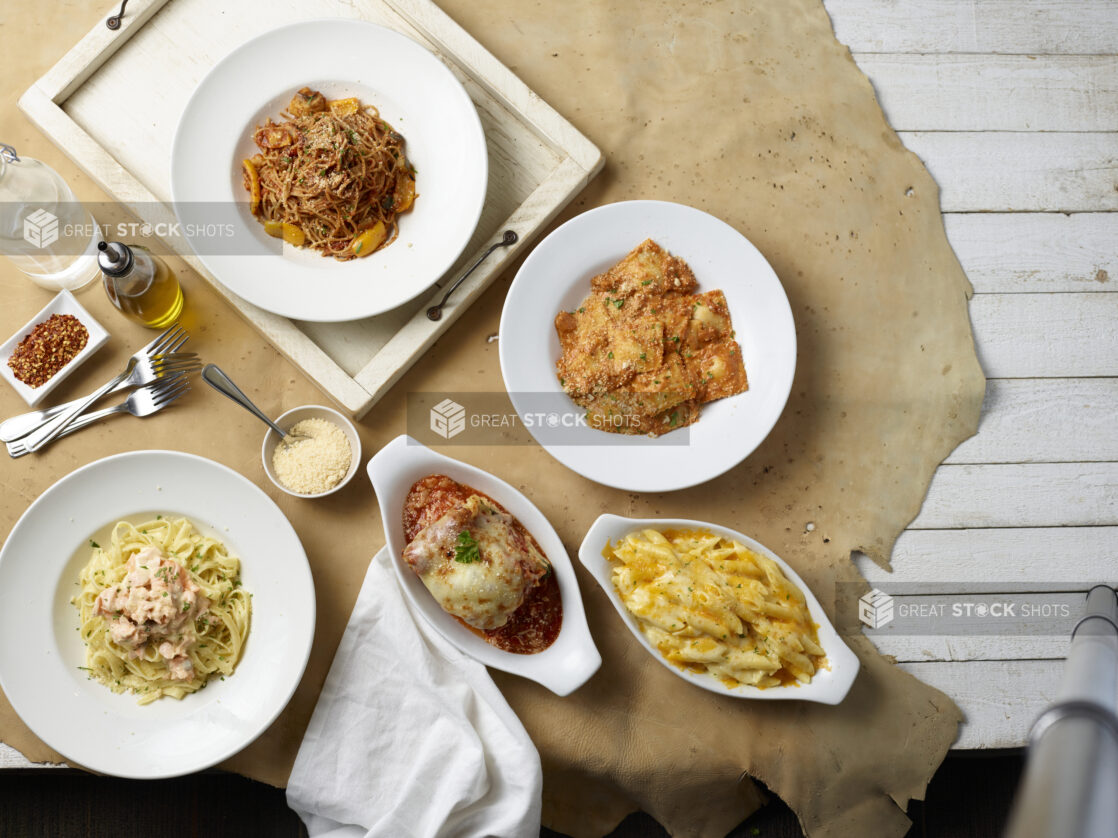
left=98, top=241, right=184, bottom=328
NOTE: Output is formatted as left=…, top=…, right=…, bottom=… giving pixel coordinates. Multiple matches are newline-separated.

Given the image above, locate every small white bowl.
left=0, top=290, right=110, bottom=407
left=579, top=514, right=860, bottom=705
left=367, top=434, right=602, bottom=696
left=262, top=404, right=361, bottom=498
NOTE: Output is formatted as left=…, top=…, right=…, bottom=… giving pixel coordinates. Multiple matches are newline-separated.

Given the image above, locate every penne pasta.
left=604, top=529, right=826, bottom=689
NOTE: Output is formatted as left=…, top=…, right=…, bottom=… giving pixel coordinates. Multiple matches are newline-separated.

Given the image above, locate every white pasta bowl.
left=0, top=450, right=316, bottom=778
left=578, top=514, right=859, bottom=705
left=367, top=434, right=601, bottom=696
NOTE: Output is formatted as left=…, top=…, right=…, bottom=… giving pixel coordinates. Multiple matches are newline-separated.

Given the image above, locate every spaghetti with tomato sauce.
left=402, top=475, right=561, bottom=654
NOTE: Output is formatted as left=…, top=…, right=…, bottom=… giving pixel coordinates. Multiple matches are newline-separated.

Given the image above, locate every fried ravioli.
left=555, top=239, right=749, bottom=435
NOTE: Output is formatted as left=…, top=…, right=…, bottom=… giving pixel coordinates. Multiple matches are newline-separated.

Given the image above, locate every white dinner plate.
left=171, top=19, right=488, bottom=322
left=367, top=435, right=601, bottom=696
left=498, top=200, right=796, bottom=492
left=579, top=515, right=859, bottom=704
left=0, top=451, right=316, bottom=778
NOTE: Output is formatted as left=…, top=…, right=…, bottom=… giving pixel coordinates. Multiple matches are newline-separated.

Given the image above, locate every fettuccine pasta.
left=73, top=517, right=251, bottom=705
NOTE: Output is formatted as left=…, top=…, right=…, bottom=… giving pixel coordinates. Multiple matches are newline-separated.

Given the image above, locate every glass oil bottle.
left=98, top=240, right=184, bottom=328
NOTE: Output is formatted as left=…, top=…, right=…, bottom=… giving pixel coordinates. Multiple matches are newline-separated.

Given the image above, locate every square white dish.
left=0, top=290, right=110, bottom=407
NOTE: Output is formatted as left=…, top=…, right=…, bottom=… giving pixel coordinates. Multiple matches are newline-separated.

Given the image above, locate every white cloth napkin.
left=286, top=548, right=543, bottom=838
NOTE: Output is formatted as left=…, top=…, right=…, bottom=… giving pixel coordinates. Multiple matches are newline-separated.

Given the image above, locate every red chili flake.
left=7, top=313, right=89, bottom=388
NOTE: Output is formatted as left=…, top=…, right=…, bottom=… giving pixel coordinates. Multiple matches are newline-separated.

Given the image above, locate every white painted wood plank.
left=854, top=55, right=1118, bottom=132
left=824, top=0, right=1118, bottom=55
left=944, top=213, right=1118, bottom=294
left=899, top=660, right=1061, bottom=749
left=968, top=293, right=1118, bottom=379
left=861, top=527, right=1118, bottom=589
left=910, top=463, right=1118, bottom=529
left=857, top=525, right=1112, bottom=662
left=898, top=132, right=1118, bottom=212
left=947, top=378, right=1118, bottom=464
left=0, top=743, right=58, bottom=769
left=872, top=636, right=1069, bottom=663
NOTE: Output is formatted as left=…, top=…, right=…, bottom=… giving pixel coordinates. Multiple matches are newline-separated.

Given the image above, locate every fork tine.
left=150, top=351, right=200, bottom=364
left=154, top=365, right=201, bottom=380
left=142, top=324, right=186, bottom=357
left=152, top=382, right=190, bottom=408
left=149, top=371, right=189, bottom=389
left=139, top=323, right=180, bottom=353
left=151, top=357, right=201, bottom=372
left=163, top=333, right=190, bottom=354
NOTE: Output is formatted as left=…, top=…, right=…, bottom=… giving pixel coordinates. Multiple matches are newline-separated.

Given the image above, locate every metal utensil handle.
left=427, top=230, right=518, bottom=321
left=22, top=359, right=137, bottom=453
left=201, top=364, right=287, bottom=438
left=9, top=400, right=130, bottom=459
left=0, top=377, right=133, bottom=442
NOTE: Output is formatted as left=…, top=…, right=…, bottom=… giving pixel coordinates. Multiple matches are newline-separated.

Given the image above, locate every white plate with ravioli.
left=0, top=451, right=315, bottom=778
left=579, top=514, right=859, bottom=704
left=498, top=200, right=795, bottom=492
left=171, top=19, right=488, bottom=322
left=367, top=435, right=601, bottom=696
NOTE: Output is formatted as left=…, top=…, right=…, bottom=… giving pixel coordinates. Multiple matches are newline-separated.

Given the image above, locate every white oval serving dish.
left=367, top=434, right=601, bottom=696
left=579, top=513, right=859, bottom=704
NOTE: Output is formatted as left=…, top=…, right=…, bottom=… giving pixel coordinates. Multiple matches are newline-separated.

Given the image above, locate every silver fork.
left=0, top=350, right=199, bottom=442
left=6, top=376, right=191, bottom=458
left=21, top=325, right=194, bottom=453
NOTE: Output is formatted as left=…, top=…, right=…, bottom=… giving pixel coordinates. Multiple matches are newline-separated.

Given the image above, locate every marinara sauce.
left=402, top=474, right=562, bottom=654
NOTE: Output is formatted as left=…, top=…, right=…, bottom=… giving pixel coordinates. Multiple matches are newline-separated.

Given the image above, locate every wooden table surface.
left=829, top=0, right=1118, bottom=750
left=2, top=0, right=1115, bottom=774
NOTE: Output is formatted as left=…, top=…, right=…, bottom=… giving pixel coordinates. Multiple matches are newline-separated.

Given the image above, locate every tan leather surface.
left=0, top=2, right=984, bottom=836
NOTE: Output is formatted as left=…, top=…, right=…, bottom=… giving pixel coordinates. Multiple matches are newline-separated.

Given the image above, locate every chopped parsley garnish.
left=454, top=530, right=480, bottom=564
left=89, top=540, right=100, bottom=549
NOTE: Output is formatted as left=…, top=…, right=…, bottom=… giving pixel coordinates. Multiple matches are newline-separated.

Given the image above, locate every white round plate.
left=367, top=434, right=601, bottom=696
left=0, top=451, right=316, bottom=778
left=171, top=19, right=488, bottom=322
left=579, top=515, right=859, bottom=705
left=498, top=200, right=796, bottom=492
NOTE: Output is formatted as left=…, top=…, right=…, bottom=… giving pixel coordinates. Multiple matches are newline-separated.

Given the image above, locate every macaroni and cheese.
left=604, top=529, right=826, bottom=688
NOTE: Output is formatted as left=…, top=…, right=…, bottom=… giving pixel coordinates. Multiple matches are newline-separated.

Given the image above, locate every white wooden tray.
left=19, top=0, right=603, bottom=417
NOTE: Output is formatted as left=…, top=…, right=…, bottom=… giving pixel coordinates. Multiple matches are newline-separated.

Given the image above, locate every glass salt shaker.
left=0, top=143, right=101, bottom=291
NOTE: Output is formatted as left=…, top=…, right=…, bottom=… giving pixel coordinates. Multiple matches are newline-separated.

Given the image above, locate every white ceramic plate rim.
left=0, top=450, right=316, bottom=777
left=498, top=200, right=796, bottom=492
left=0, top=290, right=109, bottom=407
left=366, top=434, right=601, bottom=696
left=578, top=514, right=859, bottom=704
left=170, top=19, right=488, bottom=322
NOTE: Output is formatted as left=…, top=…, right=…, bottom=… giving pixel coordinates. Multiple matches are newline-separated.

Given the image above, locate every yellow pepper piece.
left=258, top=126, right=293, bottom=148
left=328, top=98, right=360, bottom=117
left=263, top=220, right=305, bottom=247
left=242, top=159, right=261, bottom=216
left=348, top=221, right=386, bottom=258
left=393, top=175, right=416, bottom=213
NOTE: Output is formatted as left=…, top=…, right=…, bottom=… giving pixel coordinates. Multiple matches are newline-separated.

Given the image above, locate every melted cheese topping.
left=402, top=494, right=549, bottom=630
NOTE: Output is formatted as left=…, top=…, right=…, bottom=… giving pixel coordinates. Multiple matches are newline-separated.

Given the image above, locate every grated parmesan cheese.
left=272, top=417, right=352, bottom=494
